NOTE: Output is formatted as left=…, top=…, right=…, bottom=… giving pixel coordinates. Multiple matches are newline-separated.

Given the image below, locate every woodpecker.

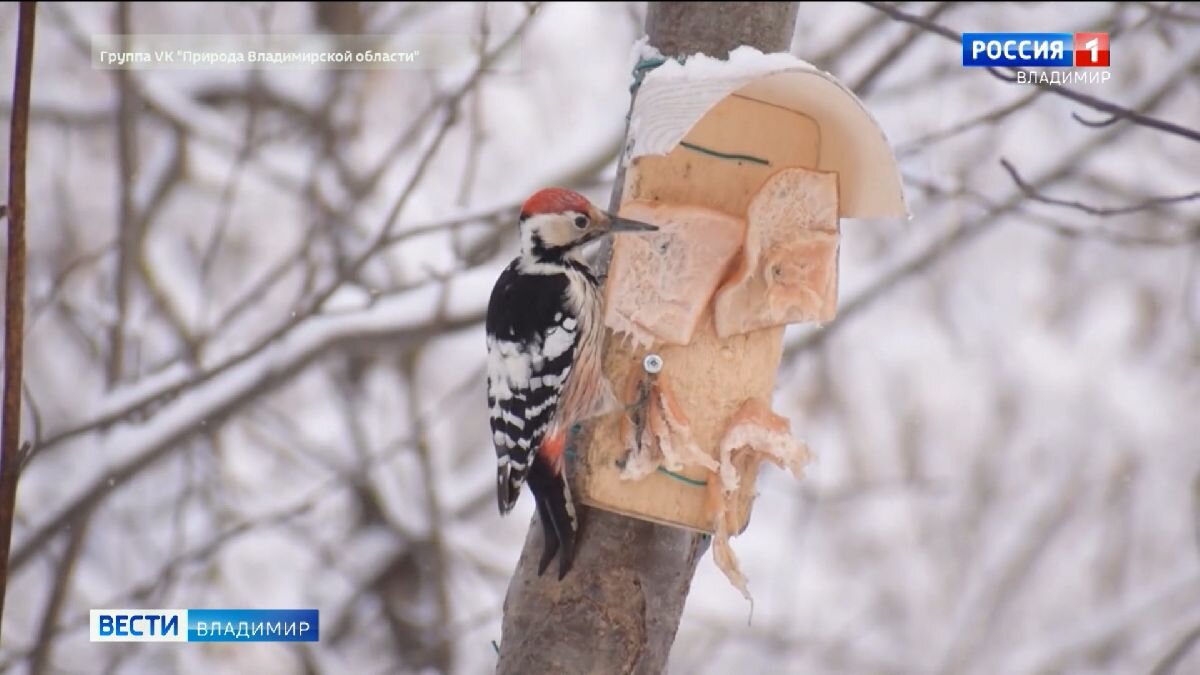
left=486, top=187, right=657, bottom=579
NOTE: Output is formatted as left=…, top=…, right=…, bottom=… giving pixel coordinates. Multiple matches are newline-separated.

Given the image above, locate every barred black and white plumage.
left=485, top=188, right=657, bottom=579
left=486, top=264, right=580, bottom=512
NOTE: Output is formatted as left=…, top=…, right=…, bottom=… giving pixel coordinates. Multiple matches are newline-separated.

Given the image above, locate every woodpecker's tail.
left=497, top=451, right=531, bottom=515
left=525, top=430, right=577, bottom=579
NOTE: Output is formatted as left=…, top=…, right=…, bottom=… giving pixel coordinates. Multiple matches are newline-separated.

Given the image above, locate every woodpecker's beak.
left=605, top=213, right=658, bottom=233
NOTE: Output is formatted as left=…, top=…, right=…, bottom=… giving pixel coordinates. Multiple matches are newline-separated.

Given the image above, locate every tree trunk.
left=495, top=4, right=798, bottom=674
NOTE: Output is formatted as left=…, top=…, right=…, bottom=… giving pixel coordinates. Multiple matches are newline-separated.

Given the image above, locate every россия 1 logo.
left=962, top=32, right=1110, bottom=68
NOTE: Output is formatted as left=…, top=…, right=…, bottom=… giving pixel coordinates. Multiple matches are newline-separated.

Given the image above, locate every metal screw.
left=643, top=353, right=663, bottom=374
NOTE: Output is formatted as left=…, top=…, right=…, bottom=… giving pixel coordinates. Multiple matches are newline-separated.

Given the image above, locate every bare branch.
left=27, top=11, right=541, bottom=462
left=403, top=349, right=454, bottom=672
left=1000, top=158, right=1200, bottom=217
left=28, top=514, right=89, bottom=675
left=1072, top=111, right=1124, bottom=128
left=897, top=89, right=1043, bottom=156
left=11, top=271, right=486, bottom=572
left=851, top=2, right=956, bottom=97
left=107, top=1, right=137, bottom=385
left=1149, top=624, right=1200, bottom=675
left=0, top=0, right=36, bottom=641
left=909, top=175, right=1200, bottom=247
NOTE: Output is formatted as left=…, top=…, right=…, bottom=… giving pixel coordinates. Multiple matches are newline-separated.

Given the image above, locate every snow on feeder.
left=577, top=46, right=908, bottom=598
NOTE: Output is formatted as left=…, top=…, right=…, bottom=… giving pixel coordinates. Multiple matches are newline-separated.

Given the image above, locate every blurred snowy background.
left=0, top=2, right=1198, bottom=674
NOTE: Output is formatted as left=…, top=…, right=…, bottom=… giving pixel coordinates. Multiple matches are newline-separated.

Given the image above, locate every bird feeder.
left=576, top=47, right=907, bottom=597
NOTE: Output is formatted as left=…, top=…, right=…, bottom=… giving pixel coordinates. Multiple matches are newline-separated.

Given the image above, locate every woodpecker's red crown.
left=520, top=188, right=592, bottom=219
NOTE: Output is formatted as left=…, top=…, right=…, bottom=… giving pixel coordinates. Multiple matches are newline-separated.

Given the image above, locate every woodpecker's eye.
left=573, top=215, right=589, bottom=229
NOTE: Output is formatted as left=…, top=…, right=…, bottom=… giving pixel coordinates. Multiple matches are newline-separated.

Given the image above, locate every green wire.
left=614, top=455, right=709, bottom=487
left=656, top=466, right=708, bottom=487
left=627, top=55, right=684, bottom=122
left=628, top=56, right=771, bottom=167
left=629, top=55, right=676, bottom=93
left=679, top=141, right=771, bottom=166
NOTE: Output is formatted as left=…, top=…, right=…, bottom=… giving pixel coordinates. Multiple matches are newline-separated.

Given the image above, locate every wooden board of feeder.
left=578, top=93, right=832, bottom=534
left=624, top=93, right=821, bottom=217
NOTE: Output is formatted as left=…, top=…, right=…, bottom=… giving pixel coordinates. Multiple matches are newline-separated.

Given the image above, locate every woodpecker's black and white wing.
left=485, top=261, right=580, bottom=515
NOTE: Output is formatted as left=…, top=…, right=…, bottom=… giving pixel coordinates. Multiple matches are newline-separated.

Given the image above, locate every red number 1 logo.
left=1074, top=33, right=1110, bottom=67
